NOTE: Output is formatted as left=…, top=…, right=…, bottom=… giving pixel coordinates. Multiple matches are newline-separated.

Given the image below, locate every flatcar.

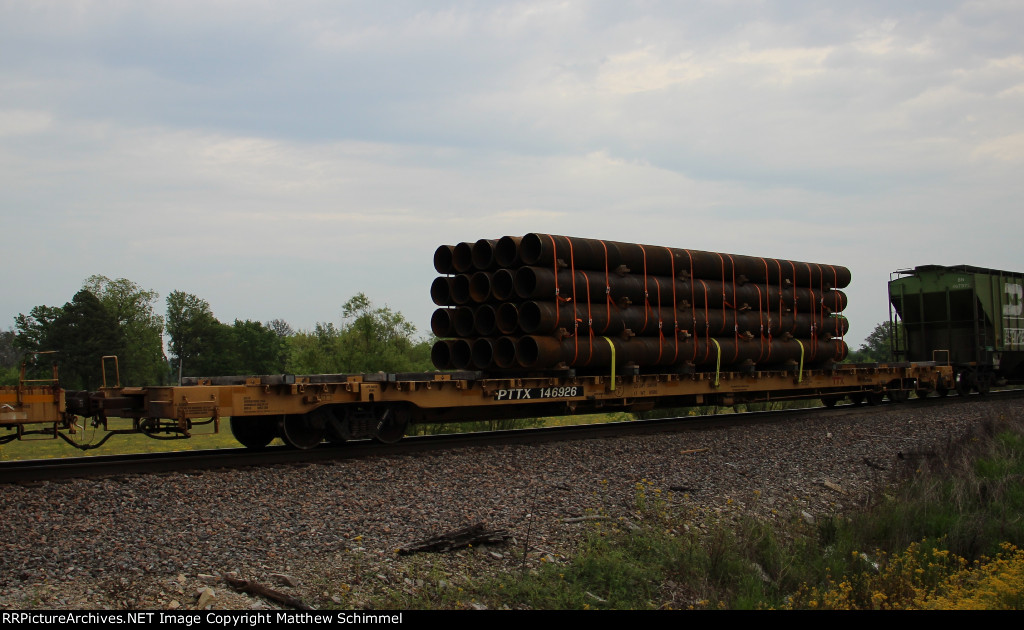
left=2, top=230, right=987, bottom=451
left=3, top=355, right=953, bottom=450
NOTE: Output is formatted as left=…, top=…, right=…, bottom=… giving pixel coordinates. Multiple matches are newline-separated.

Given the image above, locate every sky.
left=2, top=0, right=1023, bottom=351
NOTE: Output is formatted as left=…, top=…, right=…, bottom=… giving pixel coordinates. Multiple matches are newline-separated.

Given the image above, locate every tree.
left=165, top=291, right=237, bottom=379
left=267, top=318, right=294, bottom=339
left=0, top=329, right=22, bottom=386
left=14, top=290, right=127, bottom=389
left=13, top=277, right=167, bottom=387
left=0, top=329, right=23, bottom=369
left=82, top=275, right=167, bottom=385
left=13, top=305, right=63, bottom=353
left=337, top=293, right=432, bottom=373
left=848, top=321, right=903, bottom=363
left=283, top=294, right=432, bottom=375
left=166, top=292, right=294, bottom=378
left=231, top=319, right=285, bottom=375
left=285, top=323, right=344, bottom=374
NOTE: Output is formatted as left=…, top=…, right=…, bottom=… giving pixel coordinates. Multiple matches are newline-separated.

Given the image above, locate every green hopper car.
left=889, top=264, right=1024, bottom=394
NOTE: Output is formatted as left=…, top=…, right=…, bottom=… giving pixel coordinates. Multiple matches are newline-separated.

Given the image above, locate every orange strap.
left=568, top=239, right=579, bottom=364
left=601, top=240, right=612, bottom=332
left=755, top=284, right=765, bottom=362
left=728, top=254, right=739, bottom=362
left=581, top=271, right=595, bottom=366
left=640, top=244, right=650, bottom=329
left=686, top=250, right=698, bottom=362
left=548, top=234, right=562, bottom=330
left=666, top=246, right=679, bottom=363
left=788, top=261, right=798, bottom=333
left=760, top=258, right=772, bottom=363
left=701, top=280, right=711, bottom=362
left=775, top=258, right=784, bottom=331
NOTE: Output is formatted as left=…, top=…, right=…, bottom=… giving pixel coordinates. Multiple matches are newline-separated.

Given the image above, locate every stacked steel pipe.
left=431, top=233, right=850, bottom=373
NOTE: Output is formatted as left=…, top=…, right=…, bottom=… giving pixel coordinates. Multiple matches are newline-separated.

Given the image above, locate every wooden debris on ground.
left=398, top=522, right=508, bottom=555
left=822, top=480, right=847, bottom=494
left=561, top=515, right=612, bottom=523
left=224, top=576, right=312, bottom=610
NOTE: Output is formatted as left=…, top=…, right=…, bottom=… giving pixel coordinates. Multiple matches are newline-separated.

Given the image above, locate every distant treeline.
left=3, top=275, right=432, bottom=389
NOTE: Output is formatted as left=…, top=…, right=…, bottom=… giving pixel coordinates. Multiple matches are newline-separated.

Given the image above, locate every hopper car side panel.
left=890, top=264, right=1024, bottom=391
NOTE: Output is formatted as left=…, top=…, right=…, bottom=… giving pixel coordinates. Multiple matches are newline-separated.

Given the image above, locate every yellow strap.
left=711, top=338, right=721, bottom=388
left=601, top=336, right=616, bottom=391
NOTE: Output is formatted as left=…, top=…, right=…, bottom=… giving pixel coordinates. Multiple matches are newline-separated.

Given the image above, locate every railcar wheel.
left=935, top=383, right=950, bottom=397
left=230, top=416, right=277, bottom=449
left=821, top=395, right=841, bottom=408
left=955, top=370, right=973, bottom=396
left=886, top=380, right=909, bottom=403
left=374, top=404, right=411, bottom=444
left=887, top=390, right=908, bottom=403
left=279, top=413, right=327, bottom=450
left=976, top=375, right=991, bottom=395
left=848, top=393, right=865, bottom=406
left=915, top=389, right=931, bottom=400
left=865, top=390, right=885, bottom=406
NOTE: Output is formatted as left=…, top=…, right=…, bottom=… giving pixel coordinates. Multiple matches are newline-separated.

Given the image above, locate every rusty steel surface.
left=432, top=234, right=851, bottom=373
left=506, top=233, right=851, bottom=287
left=60, top=363, right=950, bottom=421
left=0, top=385, right=64, bottom=426
left=0, top=361, right=955, bottom=451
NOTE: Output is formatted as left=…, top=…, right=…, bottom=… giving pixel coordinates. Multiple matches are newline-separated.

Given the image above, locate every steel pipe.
left=514, top=266, right=848, bottom=312
left=452, top=242, right=475, bottom=274
left=430, top=339, right=458, bottom=370
left=496, top=303, right=519, bottom=335
left=430, top=308, right=456, bottom=337
left=515, top=335, right=848, bottom=370
left=469, top=272, right=494, bottom=303
left=471, top=239, right=500, bottom=271
left=451, top=338, right=475, bottom=370
left=449, top=274, right=472, bottom=305
left=495, top=236, right=523, bottom=268
left=474, top=305, right=498, bottom=337
left=430, top=277, right=454, bottom=306
left=433, top=245, right=456, bottom=275
left=471, top=338, right=496, bottom=369
left=517, top=300, right=850, bottom=338
left=516, top=233, right=851, bottom=288
left=491, top=269, right=516, bottom=301
left=493, top=336, right=518, bottom=369
left=452, top=307, right=477, bottom=337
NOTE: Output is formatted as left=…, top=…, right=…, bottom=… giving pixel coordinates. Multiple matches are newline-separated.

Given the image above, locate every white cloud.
left=971, top=132, right=1024, bottom=162
left=2, top=1, right=1024, bottom=348
left=596, top=48, right=707, bottom=94
left=0, top=110, right=53, bottom=136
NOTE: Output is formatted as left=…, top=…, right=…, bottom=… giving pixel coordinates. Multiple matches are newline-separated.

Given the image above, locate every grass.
left=0, top=417, right=253, bottom=460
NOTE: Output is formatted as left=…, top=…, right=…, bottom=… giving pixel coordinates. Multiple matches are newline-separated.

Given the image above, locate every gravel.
left=0, top=398, right=1012, bottom=610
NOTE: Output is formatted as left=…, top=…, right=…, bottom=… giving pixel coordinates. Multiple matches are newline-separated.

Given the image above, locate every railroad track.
left=2, top=388, right=1019, bottom=485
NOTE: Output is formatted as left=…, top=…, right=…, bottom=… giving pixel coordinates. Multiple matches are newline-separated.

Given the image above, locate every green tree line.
left=6, top=276, right=433, bottom=389
left=845, top=320, right=903, bottom=363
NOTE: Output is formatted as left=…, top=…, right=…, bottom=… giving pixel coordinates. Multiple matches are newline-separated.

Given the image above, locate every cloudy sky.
left=2, top=0, right=1023, bottom=350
